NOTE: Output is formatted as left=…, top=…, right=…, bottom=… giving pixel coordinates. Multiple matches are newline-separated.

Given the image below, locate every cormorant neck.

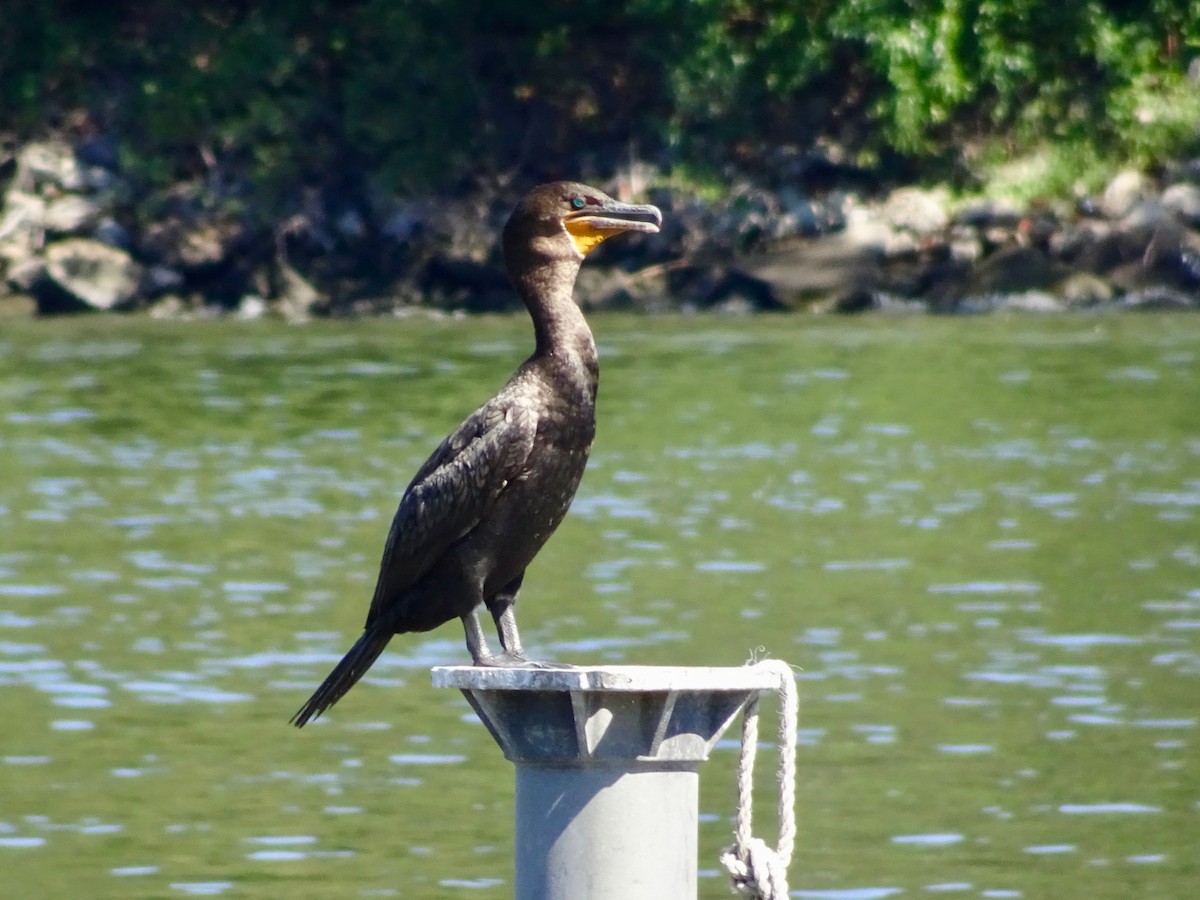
left=511, top=257, right=594, bottom=362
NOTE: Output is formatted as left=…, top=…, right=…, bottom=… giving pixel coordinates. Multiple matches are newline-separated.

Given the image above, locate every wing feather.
left=365, top=396, right=538, bottom=626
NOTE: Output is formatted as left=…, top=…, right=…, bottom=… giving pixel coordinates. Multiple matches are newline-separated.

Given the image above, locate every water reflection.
left=439, top=878, right=505, bottom=889
left=1024, top=844, right=1074, bottom=854
left=170, top=882, right=234, bottom=896
left=891, top=833, right=964, bottom=846
left=0, top=836, right=47, bottom=847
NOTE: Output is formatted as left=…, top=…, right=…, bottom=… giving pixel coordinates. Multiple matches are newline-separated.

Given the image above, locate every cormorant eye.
left=571, top=196, right=585, bottom=210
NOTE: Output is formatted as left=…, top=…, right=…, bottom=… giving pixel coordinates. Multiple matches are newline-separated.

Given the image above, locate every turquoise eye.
left=571, top=197, right=585, bottom=209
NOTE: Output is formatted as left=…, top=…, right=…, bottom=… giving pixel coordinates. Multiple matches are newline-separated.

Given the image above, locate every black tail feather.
left=291, top=628, right=392, bottom=728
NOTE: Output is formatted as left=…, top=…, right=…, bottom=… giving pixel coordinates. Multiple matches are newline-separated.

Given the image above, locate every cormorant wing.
left=364, top=395, right=538, bottom=627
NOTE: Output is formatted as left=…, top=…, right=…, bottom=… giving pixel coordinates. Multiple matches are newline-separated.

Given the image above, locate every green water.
left=1, top=314, right=1197, bottom=899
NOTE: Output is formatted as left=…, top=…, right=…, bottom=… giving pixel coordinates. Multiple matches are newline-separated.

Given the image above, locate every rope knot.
left=719, top=659, right=797, bottom=899
left=720, top=837, right=788, bottom=899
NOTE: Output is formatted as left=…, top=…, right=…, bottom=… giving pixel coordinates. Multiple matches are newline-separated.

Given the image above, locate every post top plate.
left=431, top=664, right=785, bottom=694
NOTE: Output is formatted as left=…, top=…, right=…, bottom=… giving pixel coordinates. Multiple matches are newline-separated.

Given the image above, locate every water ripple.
left=1022, top=633, right=1141, bottom=648
left=170, top=882, right=234, bottom=896
left=891, top=833, right=965, bottom=846
left=0, top=836, right=46, bottom=847
left=929, top=581, right=1041, bottom=595
left=1024, top=844, right=1075, bottom=854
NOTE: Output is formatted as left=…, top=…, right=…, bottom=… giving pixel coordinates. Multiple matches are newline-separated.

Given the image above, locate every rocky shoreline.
left=2, top=139, right=1199, bottom=319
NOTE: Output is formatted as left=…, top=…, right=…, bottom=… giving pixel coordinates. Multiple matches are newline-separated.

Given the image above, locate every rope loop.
left=720, top=658, right=797, bottom=900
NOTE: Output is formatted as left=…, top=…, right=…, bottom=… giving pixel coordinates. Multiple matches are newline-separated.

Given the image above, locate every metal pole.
left=515, top=763, right=697, bottom=900
left=432, top=665, right=780, bottom=900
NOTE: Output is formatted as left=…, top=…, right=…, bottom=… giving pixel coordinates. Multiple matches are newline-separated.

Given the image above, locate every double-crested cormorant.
left=291, top=182, right=662, bottom=727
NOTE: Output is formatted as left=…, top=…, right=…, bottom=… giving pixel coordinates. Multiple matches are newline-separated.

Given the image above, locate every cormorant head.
left=503, top=181, right=662, bottom=267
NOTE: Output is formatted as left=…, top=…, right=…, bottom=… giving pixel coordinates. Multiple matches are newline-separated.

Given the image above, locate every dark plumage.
left=291, top=182, right=661, bottom=727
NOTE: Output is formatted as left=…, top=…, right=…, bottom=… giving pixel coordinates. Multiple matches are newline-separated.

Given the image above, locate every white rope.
left=720, top=658, right=797, bottom=900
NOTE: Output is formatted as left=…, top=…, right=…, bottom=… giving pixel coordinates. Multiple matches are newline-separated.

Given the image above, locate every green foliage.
left=972, top=142, right=1110, bottom=208
left=2, top=1, right=1198, bottom=204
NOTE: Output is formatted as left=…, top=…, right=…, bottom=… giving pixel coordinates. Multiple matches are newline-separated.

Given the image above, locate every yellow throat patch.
left=564, top=218, right=612, bottom=256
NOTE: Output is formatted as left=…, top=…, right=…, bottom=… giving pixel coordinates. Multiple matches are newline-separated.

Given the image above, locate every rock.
left=0, top=292, right=37, bottom=318
left=577, top=265, right=672, bottom=312
left=424, top=254, right=513, bottom=312
left=810, top=287, right=879, bottom=314
left=881, top=187, right=950, bottom=234
left=13, top=141, right=85, bottom=193
left=842, top=207, right=917, bottom=257
left=42, top=195, right=102, bottom=235
left=1073, top=228, right=1143, bottom=275
left=93, top=217, right=133, bottom=249
left=0, top=190, right=46, bottom=260
left=951, top=198, right=1022, bottom=229
left=1161, top=183, right=1200, bottom=226
left=237, top=294, right=269, bottom=320
left=149, top=295, right=190, bottom=319
left=159, top=222, right=229, bottom=269
left=996, top=291, right=1064, bottom=313
left=1019, top=211, right=1062, bottom=249
left=947, top=226, right=982, bottom=263
left=334, top=209, right=366, bottom=241
left=79, top=166, right=120, bottom=193
left=5, top=256, right=46, bottom=292
left=967, top=246, right=1061, bottom=295
left=1119, top=200, right=1171, bottom=233
left=841, top=208, right=895, bottom=250
left=954, top=295, right=1001, bottom=314
left=740, top=232, right=882, bottom=308
left=276, top=262, right=320, bottom=321
left=708, top=293, right=759, bottom=316
left=1141, top=220, right=1200, bottom=289
left=1101, top=170, right=1154, bottom=219
left=1120, top=287, right=1197, bottom=310
left=1106, top=261, right=1150, bottom=293
left=1049, top=221, right=1112, bottom=261
left=873, top=238, right=972, bottom=303
left=663, top=265, right=725, bottom=309
left=138, top=186, right=252, bottom=273
left=775, top=187, right=830, bottom=236
left=882, top=229, right=920, bottom=258
left=43, top=238, right=142, bottom=309
left=1162, top=158, right=1200, bottom=185
left=75, top=134, right=121, bottom=171
left=658, top=265, right=776, bottom=313
left=142, top=264, right=184, bottom=296
left=381, top=202, right=425, bottom=242
left=1056, top=272, right=1115, bottom=307
left=981, top=226, right=1014, bottom=251
left=874, top=293, right=928, bottom=314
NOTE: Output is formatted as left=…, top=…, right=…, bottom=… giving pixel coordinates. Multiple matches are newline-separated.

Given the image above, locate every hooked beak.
left=564, top=199, right=662, bottom=255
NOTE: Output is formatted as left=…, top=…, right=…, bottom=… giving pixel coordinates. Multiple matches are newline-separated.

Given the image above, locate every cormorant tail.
left=290, top=628, right=392, bottom=728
